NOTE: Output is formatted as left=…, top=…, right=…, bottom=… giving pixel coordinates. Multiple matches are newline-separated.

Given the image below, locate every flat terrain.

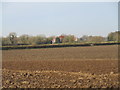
left=2, top=45, right=119, bottom=88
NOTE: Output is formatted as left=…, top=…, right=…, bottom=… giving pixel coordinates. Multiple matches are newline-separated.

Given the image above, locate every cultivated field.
left=2, top=45, right=119, bottom=88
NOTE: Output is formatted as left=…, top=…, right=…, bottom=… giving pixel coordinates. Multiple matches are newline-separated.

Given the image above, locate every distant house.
left=59, top=35, right=65, bottom=41
left=52, top=35, right=78, bottom=44
left=52, top=37, right=56, bottom=44
left=74, top=37, right=78, bottom=41
left=52, top=35, right=65, bottom=44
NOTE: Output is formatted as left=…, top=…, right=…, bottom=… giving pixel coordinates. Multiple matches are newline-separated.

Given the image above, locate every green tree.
left=107, top=31, right=120, bottom=41
left=28, top=35, right=46, bottom=45
left=62, top=35, right=75, bottom=43
left=55, top=37, right=60, bottom=43
left=46, top=36, right=54, bottom=44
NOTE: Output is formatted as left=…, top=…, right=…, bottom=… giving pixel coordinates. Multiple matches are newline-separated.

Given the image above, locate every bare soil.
left=2, top=45, right=119, bottom=88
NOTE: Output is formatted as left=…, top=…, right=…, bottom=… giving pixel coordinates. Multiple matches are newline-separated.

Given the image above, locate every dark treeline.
left=1, top=31, right=120, bottom=46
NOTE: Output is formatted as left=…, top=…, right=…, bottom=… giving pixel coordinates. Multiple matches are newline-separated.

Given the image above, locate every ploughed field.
left=2, top=45, right=119, bottom=88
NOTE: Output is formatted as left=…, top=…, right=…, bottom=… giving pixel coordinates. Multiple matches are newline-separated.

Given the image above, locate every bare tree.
left=2, top=37, right=11, bottom=45
left=62, top=35, right=76, bottom=43
left=19, top=34, right=29, bottom=44
left=87, top=36, right=105, bottom=42
left=8, top=32, right=17, bottom=45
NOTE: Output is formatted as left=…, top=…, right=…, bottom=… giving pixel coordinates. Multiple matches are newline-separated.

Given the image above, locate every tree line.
left=1, top=31, right=120, bottom=46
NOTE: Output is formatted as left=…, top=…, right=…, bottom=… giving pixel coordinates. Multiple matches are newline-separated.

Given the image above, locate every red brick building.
left=52, top=35, right=77, bottom=44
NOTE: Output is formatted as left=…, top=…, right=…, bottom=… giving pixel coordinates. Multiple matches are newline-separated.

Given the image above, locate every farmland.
left=2, top=45, right=119, bottom=88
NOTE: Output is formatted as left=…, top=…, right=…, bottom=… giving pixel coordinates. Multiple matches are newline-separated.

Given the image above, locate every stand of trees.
left=2, top=33, right=53, bottom=46
left=1, top=31, right=120, bottom=46
left=62, top=35, right=76, bottom=43
left=107, top=31, right=120, bottom=41
left=79, top=35, right=106, bottom=43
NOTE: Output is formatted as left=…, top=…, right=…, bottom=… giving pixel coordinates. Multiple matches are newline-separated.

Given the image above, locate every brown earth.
left=2, top=69, right=119, bottom=88
left=2, top=45, right=119, bottom=88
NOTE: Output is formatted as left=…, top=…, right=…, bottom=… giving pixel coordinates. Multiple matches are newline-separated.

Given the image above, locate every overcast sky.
left=2, top=2, right=118, bottom=37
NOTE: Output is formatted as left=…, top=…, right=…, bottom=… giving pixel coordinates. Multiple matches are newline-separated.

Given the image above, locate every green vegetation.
left=107, top=31, right=120, bottom=41
left=1, top=31, right=120, bottom=49
left=1, top=41, right=119, bottom=50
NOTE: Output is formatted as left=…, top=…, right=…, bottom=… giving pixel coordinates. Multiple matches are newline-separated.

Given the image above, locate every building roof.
left=59, top=35, right=65, bottom=39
